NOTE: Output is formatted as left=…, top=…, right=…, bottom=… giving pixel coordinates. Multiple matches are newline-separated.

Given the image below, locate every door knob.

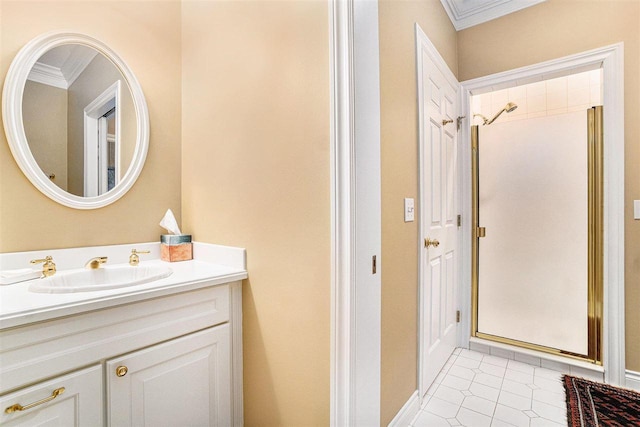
left=116, top=366, right=128, bottom=377
left=424, top=238, right=440, bottom=248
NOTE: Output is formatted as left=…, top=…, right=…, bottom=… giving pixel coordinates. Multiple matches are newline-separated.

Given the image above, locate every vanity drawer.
left=0, top=365, right=103, bottom=426
left=0, top=283, right=231, bottom=394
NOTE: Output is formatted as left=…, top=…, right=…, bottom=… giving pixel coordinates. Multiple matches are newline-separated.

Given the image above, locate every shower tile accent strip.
left=410, top=349, right=568, bottom=427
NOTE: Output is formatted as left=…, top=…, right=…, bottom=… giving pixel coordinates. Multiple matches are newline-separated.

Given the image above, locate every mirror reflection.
left=22, top=44, right=136, bottom=197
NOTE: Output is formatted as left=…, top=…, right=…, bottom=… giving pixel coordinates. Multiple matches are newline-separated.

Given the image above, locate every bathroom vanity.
left=0, top=30, right=248, bottom=426
left=0, top=242, right=247, bottom=426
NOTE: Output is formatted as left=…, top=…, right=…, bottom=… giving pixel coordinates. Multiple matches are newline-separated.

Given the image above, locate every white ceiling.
left=440, top=0, right=545, bottom=31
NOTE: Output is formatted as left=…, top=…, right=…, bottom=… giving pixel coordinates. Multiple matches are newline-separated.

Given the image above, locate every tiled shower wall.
left=471, top=69, right=602, bottom=125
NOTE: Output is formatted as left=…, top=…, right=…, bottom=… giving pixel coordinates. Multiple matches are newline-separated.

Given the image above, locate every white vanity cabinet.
left=0, top=280, right=244, bottom=427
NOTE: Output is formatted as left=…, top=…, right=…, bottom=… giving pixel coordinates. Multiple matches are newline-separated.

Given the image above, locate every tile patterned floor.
left=411, top=349, right=567, bottom=427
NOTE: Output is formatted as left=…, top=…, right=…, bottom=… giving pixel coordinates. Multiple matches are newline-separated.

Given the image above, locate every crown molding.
left=64, top=50, right=97, bottom=86
left=27, top=62, right=67, bottom=89
left=26, top=49, right=97, bottom=89
left=440, top=0, right=546, bottom=31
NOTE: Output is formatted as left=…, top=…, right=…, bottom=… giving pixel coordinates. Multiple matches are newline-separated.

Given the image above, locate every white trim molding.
left=459, top=43, right=625, bottom=385
left=83, top=80, right=121, bottom=197
left=329, top=1, right=355, bottom=424
left=626, top=370, right=640, bottom=391
left=440, top=0, right=546, bottom=31
left=387, top=391, right=420, bottom=427
left=330, top=0, right=382, bottom=425
left=27, top=48, right=97, bottom=89
left=64, top=49, right=98, bottom=87
left=27, top=62, right=68, bottom=89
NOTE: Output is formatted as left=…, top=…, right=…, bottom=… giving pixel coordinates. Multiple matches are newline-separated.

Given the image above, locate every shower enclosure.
left=471, top=104, right=603, bottom=364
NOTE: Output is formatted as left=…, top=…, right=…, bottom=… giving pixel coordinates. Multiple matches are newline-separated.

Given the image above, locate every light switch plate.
left=404, top=198, right=415, bottom=222
left=635, top=200, right=640, bottom=220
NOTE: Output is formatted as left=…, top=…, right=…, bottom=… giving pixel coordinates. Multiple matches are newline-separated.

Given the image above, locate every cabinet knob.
left=116, top=366, right=128, bottom=377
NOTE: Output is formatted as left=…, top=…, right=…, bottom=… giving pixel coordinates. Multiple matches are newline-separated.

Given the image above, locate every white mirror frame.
left=2, top=31, right=149, bottom=209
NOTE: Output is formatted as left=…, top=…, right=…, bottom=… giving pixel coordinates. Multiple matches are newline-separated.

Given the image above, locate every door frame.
left=83, top=80, right=121, bottom=197
left=329, top=0, right=382, bottom=425
left=459, top=43, right=626, bottom=385
left=415, top=24, right=462, bottom=402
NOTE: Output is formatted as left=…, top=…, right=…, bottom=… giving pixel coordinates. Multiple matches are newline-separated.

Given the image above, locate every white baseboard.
left=388, top=390, right=420, bottom=427
left=626, top=370, right=640, bottom=391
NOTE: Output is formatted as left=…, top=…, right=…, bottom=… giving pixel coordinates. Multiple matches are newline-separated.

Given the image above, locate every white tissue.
left=159, top=209, right=182, bottom=235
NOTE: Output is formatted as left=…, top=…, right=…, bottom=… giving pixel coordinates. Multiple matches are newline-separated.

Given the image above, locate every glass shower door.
left=472, top=108, right=602, bottom=361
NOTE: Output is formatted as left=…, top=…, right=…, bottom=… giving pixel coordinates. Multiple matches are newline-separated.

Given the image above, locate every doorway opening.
left=469, top=69, right=604, bottom=364
left=84, top=80, right=121, bottom=197
left=459, top=43, right=625, bottom=385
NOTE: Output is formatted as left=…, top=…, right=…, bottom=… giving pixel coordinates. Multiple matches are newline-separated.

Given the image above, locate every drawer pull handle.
left=4, top=387, right=65, bottom=414
left=116, top=366, right=128, bottom=377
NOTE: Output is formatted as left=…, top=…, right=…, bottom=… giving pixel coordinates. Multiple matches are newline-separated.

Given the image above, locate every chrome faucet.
left=85, top=256, right=108, bottom=269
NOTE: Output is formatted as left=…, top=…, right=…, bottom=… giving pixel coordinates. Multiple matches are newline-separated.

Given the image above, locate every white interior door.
left=416, top=25, right=459, bottom=398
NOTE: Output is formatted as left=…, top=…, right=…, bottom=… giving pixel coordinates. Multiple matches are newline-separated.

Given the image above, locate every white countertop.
left=0, top=242, right=247, bottom=330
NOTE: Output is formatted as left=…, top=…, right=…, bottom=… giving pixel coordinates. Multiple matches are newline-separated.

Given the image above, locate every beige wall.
left=180, top=1, right=330, bottom=425
left=457, top=0, right=640, bottom=371
left=0, top=0, right=182, bottom=252
left=378, top=1, right=457, bottom=424
left=23, top=81, right=68, bottom=191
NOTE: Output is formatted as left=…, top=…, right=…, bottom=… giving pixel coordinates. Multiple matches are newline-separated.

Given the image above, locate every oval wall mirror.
left=2, top=32, right=149, bottom=209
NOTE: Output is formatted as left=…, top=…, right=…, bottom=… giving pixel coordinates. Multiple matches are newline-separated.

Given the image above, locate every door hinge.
left=372, top=255, right=377, bottom=274
left=457, top=116, right=466, bottom=131
left=457, top=214, right=461, bottom=227
left=456, top=310, right=461, bottom=323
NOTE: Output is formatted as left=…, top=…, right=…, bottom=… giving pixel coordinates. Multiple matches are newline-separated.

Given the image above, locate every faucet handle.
left=30, top=256, right=56, bottom=277
left=130, top=249, right=150, bottom=266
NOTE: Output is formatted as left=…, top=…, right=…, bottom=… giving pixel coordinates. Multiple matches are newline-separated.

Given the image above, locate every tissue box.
left=160, top=234, right=193, bottom=262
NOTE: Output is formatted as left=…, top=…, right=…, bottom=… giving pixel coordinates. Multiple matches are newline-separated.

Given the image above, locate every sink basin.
left=29, top=265, right=173, bottom=293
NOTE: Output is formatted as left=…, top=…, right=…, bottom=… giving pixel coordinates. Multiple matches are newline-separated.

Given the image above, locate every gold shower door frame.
left=471, top=106, right=603, bottom=365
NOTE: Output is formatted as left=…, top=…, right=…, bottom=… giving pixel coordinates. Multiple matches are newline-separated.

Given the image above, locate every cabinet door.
left=0, top=365, right=103, bottom=426
left=107, top=324, right=231, bottom=427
